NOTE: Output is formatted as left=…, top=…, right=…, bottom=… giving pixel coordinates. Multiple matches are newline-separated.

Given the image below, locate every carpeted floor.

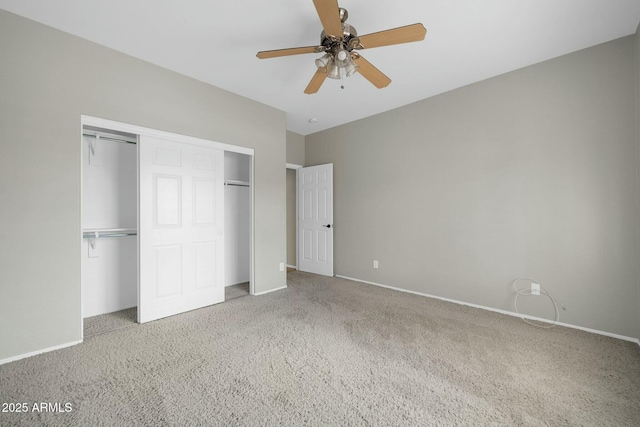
left=225, top=282, right=250, bottom=301
left=84, top=307, right=137, bottom=338
left=83, top=283, right=250, bottom=338
left=1, top=271, right=639, bottom=426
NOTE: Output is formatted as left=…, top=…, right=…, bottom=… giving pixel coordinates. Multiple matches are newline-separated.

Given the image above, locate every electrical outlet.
left=373, top=260, right=379, bottom=269
left=531, top=282, right=540, bottom=296
left=279, top=262, right=285, bottom=272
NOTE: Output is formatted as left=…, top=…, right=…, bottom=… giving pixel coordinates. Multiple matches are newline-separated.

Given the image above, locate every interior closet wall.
left=81, top=129, right=137, bottom=317
left=224, top=152, right=251, bottom=287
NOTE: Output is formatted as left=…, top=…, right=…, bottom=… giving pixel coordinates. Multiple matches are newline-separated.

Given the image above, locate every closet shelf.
left=83, top=228, right=137, bottom=239
left=83, top=133, right=137, bottom=145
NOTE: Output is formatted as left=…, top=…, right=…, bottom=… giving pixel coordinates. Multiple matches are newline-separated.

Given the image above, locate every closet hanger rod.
left=83, top=133, right=137, bottom=145
left=224, top=180, right=250, bottom=187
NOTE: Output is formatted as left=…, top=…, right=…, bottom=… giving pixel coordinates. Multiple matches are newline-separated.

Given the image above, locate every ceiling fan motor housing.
left=320, top=13, right=359, bottom=53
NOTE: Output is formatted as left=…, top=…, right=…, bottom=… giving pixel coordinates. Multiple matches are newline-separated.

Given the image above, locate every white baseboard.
left=0, top=340, right=83, bottom=366
left=335, top=275, right=640, bottom=345
left=286, top=264, right=297, bottom=270
left=253, top=285, right=287, bottom=296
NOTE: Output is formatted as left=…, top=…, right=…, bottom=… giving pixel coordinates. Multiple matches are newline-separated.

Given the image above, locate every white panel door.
left=139, top=135, right=224, bottom=323
left=298, top=164, right=333, bottom=276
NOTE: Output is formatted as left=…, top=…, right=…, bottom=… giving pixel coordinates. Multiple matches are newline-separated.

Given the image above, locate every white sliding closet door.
left=139, top=135, right=225, bottom=323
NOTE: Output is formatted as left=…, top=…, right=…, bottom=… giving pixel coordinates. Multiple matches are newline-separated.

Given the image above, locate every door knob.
left=322, top=224, right=332, bottom=228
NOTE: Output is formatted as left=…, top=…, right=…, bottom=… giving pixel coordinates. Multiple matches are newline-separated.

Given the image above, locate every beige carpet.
left=83, top=283, right=250, bottom=338
left=84, top=307, right=137, bottom=338
left=225, top=282, right=250, bottom=301
left=1, top=271, right=639, bottom=426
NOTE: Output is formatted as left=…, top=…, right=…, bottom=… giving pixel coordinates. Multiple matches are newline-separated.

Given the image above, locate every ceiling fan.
left=256, top=0, right=427, bottom=94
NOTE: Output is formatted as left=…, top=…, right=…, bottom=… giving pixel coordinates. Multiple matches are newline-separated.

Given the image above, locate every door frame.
left=80, top=115, right=255, bottom=336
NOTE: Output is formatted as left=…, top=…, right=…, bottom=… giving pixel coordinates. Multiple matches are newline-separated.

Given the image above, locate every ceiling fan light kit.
left=256, top=0, right=427, bottom=94
left=314, top=53, right=332, bottom=72
left=327, top=62, right=341, bottom=79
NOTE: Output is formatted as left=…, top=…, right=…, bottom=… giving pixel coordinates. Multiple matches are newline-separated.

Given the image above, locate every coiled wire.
left=513, top=278, right=566, bottom=329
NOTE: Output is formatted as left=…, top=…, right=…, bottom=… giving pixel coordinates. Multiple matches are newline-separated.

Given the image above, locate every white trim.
left=286, top=264, right=297, bottom=269
left=295, top=168, right=299, bottom=272
left=79, top=121, right=84, bottom=337
left=0, top=340, right=83, bottom=366
left=335, top=275, right=640, bottom=345
left=82, top=116, right=254, bottom=156
left=249, top=155, right=256, bottom=296
left=286, top=163, right=303, bottom=170
left=253, top=285, right=287, bottom=296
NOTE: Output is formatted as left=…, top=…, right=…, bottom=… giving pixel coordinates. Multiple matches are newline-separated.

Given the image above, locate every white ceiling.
left=1, top=1, right=640, bottom=135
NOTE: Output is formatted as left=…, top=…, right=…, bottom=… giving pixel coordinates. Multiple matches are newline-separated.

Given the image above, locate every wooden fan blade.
left=304, top=69, right=328, bottom=94
left=313, top=0, right=343, bottom=38
left=353, top=55, right=391, bottom=88
left=358, top=23, right=427, bottom=49
left=257, top=46, right=321, bottom=59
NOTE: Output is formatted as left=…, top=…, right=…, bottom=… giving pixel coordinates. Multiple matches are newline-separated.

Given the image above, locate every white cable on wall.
left=512, top=278, right=566, bottom=329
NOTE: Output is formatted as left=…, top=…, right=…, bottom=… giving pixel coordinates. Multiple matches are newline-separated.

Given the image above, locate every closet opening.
left=80, top=117, right=254, bottom=338
left=224, top=152, right=251, bottom=301
left=81, top=126, right=138, bottom=337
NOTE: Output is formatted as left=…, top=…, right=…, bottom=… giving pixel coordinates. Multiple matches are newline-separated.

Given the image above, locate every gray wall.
left=0, top=10, right=287, bottom=361
left=286, top=131, right=305, bottom=166
left=286, top=131, right=305, bottom=267
left=306, top=36, right=639, bottom=339
left=286, top=169, right=297, bottom=266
